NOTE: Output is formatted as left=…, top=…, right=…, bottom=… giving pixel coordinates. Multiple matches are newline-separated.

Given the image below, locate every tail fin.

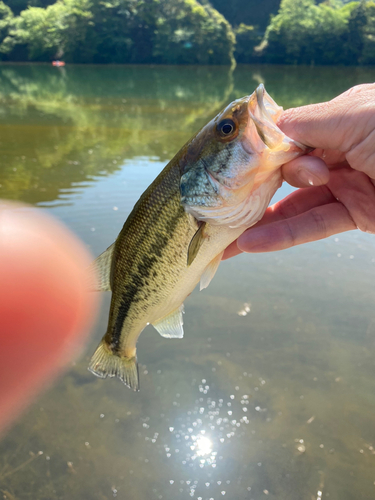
left=88, top=339, right=139, bottom=391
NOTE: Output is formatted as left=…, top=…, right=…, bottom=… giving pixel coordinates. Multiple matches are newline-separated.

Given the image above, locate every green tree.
left=4, top=0, right=55, bottom=15
left=1, top=0, right=93, bottom=61
left=152, top=0, right=235, bottom=64
left=210, top=0, right=281, bottom=31
left=0, top=1, right=13, bottom=47
left=87, top=0, right=235, bottom=65
left=234, top=24, right=261, bottom=63
left=1, top=0, right=235, bottom=64
left=361, top=1, right=375, bottom=63
left=261, top=0, right=358, bottom=64
left=338, top=1, right=366, bottom=64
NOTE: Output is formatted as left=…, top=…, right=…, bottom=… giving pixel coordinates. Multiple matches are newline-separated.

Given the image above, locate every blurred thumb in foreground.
left=0, top=203, right=98, bottom=435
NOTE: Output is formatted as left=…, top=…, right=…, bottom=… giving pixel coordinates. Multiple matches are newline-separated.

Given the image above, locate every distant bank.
left=0, top=0, right=374, bottom=67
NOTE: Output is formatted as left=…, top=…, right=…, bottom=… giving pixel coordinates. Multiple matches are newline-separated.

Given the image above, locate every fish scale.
left=88, top=84, right=308, bottom=391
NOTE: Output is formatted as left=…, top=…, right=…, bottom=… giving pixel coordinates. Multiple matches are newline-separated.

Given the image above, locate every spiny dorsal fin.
left=200, top=251, right=223, bottom=291
left=152, top=304, right=184, bottom=339
left=187, top=222, right=207, bottom=266
left=87, top=242, right=115, bottom=291
left=88, top=339, right=139, bottom=391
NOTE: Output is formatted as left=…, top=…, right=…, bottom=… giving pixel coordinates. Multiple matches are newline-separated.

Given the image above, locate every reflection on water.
left=1, top=64, right=375, bottom=500
left=0, top=64, right=233, bottom=205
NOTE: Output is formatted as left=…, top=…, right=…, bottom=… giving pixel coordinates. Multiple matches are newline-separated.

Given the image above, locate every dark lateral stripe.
left=110, top=207, right=185, bottom=353
left=111, top=255, right=157, bottom=352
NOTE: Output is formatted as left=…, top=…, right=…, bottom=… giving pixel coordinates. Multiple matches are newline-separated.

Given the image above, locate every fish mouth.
left=181, top=84, right=311, bottom=226
left=245, top=83, right=310, bottom=161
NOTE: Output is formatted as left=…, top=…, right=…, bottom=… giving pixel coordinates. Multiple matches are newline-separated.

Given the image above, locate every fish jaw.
left=243, top=83, right=307, bottom=170
left=180, top=84, right=307, bottom=228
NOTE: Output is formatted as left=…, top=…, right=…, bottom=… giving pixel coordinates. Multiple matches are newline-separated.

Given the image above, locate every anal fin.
left=86, top=242, right=115, bottom=292
left=152, top=304, right=184, bottom=339
left=88, top=339, right=139, bottom=391
left=200, top=251, right=223, bottom=291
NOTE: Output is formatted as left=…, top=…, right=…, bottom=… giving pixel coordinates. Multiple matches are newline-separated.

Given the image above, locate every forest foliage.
left=262, top=0, right=375, bottom=65
left=0, top=0, right=374, bottom=65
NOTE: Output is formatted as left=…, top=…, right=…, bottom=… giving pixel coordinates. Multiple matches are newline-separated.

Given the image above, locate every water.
left=1, top=64, right=375, bottom=500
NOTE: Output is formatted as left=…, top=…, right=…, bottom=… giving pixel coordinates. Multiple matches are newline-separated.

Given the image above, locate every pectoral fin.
left=152, top=304, right=184, bottom=339
left=86, top=242, right=115, bottom=291
left=187, top=222, right=207, bottom=266
left=200, top=251, right=224, bottom=291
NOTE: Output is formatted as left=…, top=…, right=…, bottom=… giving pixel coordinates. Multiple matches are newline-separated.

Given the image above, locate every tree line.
left=0, top=0, right=374, bottom=65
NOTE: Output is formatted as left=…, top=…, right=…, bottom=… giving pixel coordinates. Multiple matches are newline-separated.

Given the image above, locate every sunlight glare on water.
left=195, top=436, right=213, bottom=457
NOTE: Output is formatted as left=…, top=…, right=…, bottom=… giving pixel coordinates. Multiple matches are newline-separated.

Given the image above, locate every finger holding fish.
left=224, top=166, right=375, bottom=256
left=281, top=155, right=330, bottom=188
left=222, top=185, right=335, bottom=260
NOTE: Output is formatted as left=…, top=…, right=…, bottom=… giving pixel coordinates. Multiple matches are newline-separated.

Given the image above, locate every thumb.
left=0, top=203, right=98, bottom=434
left=278, top=83, right=375, bottom=152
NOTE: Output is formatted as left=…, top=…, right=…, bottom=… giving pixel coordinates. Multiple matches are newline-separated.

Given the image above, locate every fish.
left=88, top=84, right=307, bottom=391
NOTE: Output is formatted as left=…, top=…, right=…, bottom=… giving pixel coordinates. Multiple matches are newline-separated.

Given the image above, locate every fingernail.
left=298, top=169, right=323, bottom=186
left=238, top=228, right=269, bottom=253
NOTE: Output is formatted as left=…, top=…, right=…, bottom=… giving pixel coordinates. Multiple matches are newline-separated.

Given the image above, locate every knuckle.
left=283, top=219, right=297, bottom=248
left=278, top=197, right=299, bottom=220
left=342, top=84, right=375, bottom=98
left=309, top=208, right=327, bottom=238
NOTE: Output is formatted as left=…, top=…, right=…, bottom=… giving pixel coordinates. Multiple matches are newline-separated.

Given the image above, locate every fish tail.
left=88, top=339, right=139, bottom=391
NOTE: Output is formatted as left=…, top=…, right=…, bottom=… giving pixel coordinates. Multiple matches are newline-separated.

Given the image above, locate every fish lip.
left=252, top=83, right=269, bottom=119
left=245, top=84, right=313, bottom=158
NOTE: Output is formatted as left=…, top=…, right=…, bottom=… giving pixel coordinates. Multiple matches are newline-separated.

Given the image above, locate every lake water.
left=1, top=64, right=375, bottom=500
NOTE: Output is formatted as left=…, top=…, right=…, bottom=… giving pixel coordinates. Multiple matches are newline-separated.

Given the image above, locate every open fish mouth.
left=180, top=84, right=309, bottom=227
left=244, top=83, right=307, bottom=157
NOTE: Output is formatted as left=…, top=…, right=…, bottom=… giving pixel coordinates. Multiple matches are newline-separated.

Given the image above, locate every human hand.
left=224, top=83, right=375, bottom=259
left=0, top=203, right=98, bottom=435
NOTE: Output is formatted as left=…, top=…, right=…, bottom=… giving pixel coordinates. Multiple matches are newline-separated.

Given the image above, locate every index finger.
left=223, top=184, right=336, bottom=260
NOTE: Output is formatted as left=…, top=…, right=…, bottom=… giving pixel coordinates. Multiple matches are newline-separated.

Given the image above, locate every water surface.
left=1, top=64, right=375, bottom=500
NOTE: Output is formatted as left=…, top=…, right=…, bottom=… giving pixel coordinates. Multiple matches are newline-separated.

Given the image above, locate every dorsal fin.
left=152, top=304, right=184, bottom=339
left=86, top=242, right=115, bottom=291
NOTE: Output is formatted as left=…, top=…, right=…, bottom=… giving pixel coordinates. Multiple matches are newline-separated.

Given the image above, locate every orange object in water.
left=52, top=60, right=65, bottom=67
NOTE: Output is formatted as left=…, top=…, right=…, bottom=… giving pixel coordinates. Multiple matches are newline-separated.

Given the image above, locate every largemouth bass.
left=88, top=85, right=307, bottom=391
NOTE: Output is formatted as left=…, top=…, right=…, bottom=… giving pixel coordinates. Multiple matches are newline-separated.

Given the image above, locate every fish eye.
left=217, top=118, right=236, bottom=137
